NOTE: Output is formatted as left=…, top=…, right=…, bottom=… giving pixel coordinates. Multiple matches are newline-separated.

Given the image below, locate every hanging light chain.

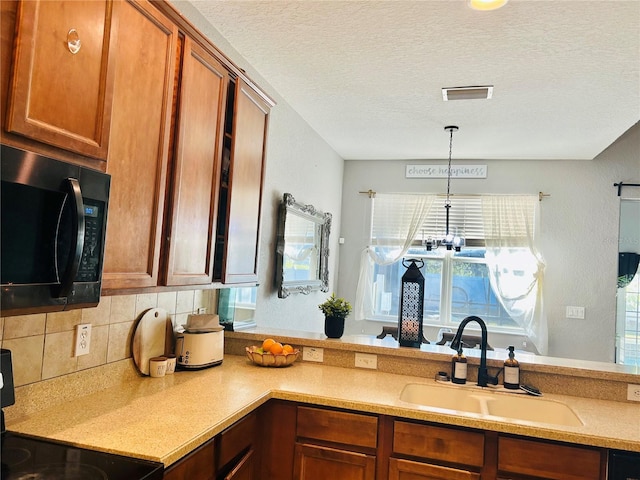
left=444, top=125, right=458, bottom=207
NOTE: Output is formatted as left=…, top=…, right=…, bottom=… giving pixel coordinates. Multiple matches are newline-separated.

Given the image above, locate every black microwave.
left=1, top=145, right=111, bottom=316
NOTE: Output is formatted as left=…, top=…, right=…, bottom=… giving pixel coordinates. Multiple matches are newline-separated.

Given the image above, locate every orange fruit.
left=262, top=338, right=276, bottom=352
left=270, top=342, right=284, bottom=355
left=283, top=344, right=294, bottom=354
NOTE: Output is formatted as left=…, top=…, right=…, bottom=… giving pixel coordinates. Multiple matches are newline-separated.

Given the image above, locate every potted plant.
left=318, top=293, right=352, bottom=339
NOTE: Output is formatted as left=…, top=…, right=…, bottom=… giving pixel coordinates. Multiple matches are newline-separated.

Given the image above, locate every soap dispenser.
left=503, top=346, right=520, bottom=390
left=451, top=346, right=467, bottom=384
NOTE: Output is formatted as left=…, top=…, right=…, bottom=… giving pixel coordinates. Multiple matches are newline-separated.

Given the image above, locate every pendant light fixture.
left=426, top=125, right=465, bottom=252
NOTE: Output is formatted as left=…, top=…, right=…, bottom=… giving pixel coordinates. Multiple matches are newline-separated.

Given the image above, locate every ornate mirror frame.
left=276, top=193, right=331, bottom=298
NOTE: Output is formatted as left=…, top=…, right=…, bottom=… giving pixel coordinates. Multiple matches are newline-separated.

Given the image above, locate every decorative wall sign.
left=405, top=165, right=487, bottom=179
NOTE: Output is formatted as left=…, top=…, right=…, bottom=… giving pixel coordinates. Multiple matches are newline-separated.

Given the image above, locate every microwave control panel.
left=76, top=200, right=105, bottom=282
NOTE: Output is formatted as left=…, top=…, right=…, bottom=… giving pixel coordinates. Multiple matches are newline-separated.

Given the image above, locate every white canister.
left=149, top=356, right=167, bottom=377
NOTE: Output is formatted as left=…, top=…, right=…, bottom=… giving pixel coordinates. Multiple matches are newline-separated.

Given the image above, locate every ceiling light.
left=468, top=0, right=508, bottom=11
left=442, top=86, right=493, bottom=101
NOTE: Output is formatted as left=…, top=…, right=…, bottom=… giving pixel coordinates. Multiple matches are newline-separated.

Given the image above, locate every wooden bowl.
left=245, top=346, right=299, bottom=367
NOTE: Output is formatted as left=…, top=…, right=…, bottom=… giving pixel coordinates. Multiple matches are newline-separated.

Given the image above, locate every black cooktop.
left=1, top=432, right=163, bottom=480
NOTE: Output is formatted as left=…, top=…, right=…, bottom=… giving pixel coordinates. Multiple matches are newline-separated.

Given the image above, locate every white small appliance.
left=175, top=314, right=224, bottom=369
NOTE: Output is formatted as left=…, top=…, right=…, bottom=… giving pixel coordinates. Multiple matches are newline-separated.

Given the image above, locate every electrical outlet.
left=302, top=347, right=324, bottom=363
left=74, top=324, right=92, bottom=357
left=627, top=384, right=640, bottom=401
left=197, top=307, right=207, bottom=314
left=565, top=306, right=585, bottom=319
left=355, top=352, right=377, bottom=369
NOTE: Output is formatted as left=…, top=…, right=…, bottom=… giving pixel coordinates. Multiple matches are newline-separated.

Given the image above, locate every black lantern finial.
left=398, top=259, right=429, bottom=347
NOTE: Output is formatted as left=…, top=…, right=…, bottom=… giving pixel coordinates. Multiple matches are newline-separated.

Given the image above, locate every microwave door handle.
left=58, top=177, right=85, bottom=297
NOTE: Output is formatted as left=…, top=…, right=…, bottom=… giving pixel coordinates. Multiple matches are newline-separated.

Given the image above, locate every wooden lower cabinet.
left=293, top=406, right=378, bottom=480
left=164, top=411, right=258, bottom=480
left=294, top=443, right=376, bottom=480
left=166, top=401, right=609, bottom=480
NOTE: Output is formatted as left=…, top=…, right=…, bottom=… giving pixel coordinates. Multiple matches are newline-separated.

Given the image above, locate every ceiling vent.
left=442, top=86, right=493, bottom=101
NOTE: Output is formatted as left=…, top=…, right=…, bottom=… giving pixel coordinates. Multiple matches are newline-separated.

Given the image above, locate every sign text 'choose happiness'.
left=405, top=165, right=487, bottom=179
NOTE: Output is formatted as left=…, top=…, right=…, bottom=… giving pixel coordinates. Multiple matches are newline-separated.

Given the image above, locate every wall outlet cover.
left=74, top=324, right=92, bottom=357
left=627, top=384, right=640, bottom=402
left=302, top=347, right=324, bottom=363
left=355, top=352, right=377, bottom=369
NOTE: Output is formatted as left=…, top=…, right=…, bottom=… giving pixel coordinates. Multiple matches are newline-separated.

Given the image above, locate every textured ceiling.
left=187, top=0, right=640, bottom=161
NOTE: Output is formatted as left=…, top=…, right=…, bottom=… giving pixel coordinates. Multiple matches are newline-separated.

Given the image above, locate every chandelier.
left=425, top=125, right=465, bottom=252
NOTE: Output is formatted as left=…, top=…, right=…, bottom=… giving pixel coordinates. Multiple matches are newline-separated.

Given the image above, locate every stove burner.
left=2, top=447, right=32, bottom=467
left=13, top=463, right=108, bottom=480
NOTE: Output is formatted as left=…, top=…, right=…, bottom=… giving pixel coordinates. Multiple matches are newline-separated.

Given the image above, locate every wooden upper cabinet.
left=6, top=0, right=117, bottom=160
left=163, top=36, right=228, bottom=286
left=216, top=79, right=269, bottom=284
left=101, top=0, right=177, bottom=290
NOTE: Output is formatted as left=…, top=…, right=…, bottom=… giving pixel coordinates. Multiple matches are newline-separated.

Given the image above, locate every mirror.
left=616, top=198, right=640, bottom=366
left=276, top=193, right=331, bottom=298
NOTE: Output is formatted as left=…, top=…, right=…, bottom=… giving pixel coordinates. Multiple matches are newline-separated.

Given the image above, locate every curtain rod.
left=359, top=190, right=551, bottom=202
left=613, top=182, right=640, bottom=196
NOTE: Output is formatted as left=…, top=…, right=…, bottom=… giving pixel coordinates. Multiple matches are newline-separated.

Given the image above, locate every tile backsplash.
left=1, top=289, right=217, bottom=387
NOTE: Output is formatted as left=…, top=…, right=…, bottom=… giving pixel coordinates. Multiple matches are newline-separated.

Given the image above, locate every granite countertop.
left=7, top=355, right=640, bottom=467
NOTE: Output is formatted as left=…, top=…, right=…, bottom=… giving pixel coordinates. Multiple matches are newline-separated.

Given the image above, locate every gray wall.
left=338, top=122, right=640, bottom=362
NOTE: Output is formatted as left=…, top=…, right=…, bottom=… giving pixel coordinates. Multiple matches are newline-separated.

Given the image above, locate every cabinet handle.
left=67, top=29, right=81, bottom=54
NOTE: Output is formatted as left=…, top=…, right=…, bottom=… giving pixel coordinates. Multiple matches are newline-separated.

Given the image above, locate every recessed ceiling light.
left=468, top=0, right=509, bottom=11
left=442, top=86, right=494, bottom=101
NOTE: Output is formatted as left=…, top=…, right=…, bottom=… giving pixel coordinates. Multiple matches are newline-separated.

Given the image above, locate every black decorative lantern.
left=398, top=259, right=427, bottom=348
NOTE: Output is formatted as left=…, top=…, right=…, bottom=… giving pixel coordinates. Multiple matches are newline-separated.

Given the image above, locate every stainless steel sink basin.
left=399, top=382, right=583, bottom=427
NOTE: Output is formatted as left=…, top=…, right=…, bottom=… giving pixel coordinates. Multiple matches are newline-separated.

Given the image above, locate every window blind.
left=371, top=194, right=536, bottom=246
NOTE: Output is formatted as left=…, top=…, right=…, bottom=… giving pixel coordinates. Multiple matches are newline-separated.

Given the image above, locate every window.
left=371, top=247, right=520, bottom=330
left=356, top=193, right=546, bottom=353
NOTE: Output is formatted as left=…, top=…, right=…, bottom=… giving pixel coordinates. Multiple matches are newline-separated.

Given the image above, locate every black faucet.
left=450, top=315, right=498, bottom=387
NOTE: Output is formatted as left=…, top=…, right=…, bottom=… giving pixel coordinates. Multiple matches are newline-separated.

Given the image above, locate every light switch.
left=565, top=306, right=585, bottom=319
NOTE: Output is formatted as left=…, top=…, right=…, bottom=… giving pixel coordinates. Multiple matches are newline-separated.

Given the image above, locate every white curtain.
left=481, top=195, right=547, bottom=355
left=355, top=193, right=436, bottom=320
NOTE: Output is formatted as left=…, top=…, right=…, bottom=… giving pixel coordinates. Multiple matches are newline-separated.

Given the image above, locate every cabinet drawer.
left=217, top=412, right=257, bottom=469
left=498, top=436, right=605, bottom=480
left=393, top=421, right=484, bottom=468
left=297, top=406, right=377, bottom=449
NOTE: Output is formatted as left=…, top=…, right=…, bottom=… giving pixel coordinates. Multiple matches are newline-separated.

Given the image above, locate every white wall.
left=338, top=122, right=640, bottom=362
left=172, top=2, right=344, bottom=334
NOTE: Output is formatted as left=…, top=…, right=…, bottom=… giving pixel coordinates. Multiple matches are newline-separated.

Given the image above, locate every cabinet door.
left=7, top=0, right=116, bottom=159
left=102, top=0, right=177, bottom=290
left=164, top=36, right=227, bottom=286
left=389, top=457, right=481, bottom=480
left=293, top=443, right=375, bottom=480
left=164, top=438, right=215, bottom=480
left=218, top=79, right=269, bottom=284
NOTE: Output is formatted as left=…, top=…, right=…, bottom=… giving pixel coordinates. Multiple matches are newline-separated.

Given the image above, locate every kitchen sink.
left=399, top=382, right=485, bottom=413
left=399, top=382, right=583, bottom=427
